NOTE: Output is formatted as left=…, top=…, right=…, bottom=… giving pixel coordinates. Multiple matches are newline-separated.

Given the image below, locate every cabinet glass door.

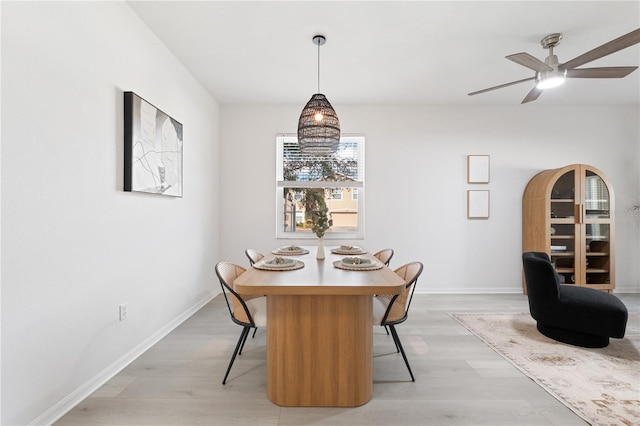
left=585, top=224, right=611, bottom=285
left=583, top=170, right=611, bottom=286
left=549, top=170, right=576, bottom=284
left=584, top=172, right=610, bottom=218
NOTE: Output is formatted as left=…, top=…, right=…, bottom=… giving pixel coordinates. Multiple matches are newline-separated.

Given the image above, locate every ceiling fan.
left=468, top=28, right=640, bottom=104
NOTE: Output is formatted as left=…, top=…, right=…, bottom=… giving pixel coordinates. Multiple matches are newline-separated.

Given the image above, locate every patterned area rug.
left=450, top=312, right=639, bottom=426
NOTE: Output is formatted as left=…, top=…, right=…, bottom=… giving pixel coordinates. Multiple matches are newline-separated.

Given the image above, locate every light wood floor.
left=55, top=293, right=639, bottom=425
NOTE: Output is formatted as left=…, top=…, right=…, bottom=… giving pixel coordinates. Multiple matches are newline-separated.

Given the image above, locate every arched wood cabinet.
left=523, top=164, right=615, bottom=293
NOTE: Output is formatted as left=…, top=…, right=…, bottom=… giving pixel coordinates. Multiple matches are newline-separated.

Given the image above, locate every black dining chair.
left=215, top=262, right=266, bottom=384
left=373, top=261, right=424, bottom=381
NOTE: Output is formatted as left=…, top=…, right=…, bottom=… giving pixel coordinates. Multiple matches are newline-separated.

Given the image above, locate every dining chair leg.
left=385, top=325, right=400, bottom=352
left=252, top=328, right=257, bottom=338
left=223, top=326, right=250, bottom=385
left=238, top=326, right=251, bottom=355
left=389, top=324, right=415, bottom=382
left=384, top=325, right=390, bottom=335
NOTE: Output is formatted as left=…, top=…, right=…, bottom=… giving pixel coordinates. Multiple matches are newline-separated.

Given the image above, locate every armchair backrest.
left=522, top=252, right=560, bottom=316
left=524, top=251, right=550, bottom=262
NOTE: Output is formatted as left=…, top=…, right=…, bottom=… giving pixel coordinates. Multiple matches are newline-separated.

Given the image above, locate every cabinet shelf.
left=550, top=251, right=574, bottom=256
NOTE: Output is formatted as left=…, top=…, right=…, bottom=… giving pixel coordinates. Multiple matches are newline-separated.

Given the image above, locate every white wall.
left=219, top=105, right=640, bottom=293
left=1, top=2, right=219, bottom=425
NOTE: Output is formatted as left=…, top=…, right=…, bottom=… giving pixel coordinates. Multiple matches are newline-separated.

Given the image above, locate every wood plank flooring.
left=55, top=293, right=639, bottom=425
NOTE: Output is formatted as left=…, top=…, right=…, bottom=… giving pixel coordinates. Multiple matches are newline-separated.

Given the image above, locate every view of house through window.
left=276, top=135, right=365, bottom=239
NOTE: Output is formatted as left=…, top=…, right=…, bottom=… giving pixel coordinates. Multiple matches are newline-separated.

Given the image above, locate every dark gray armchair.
left=522, top=252, right=628, bottom=348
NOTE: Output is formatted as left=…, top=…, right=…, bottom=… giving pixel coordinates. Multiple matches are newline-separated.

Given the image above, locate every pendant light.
left=297, top=35, right=340, bottom=155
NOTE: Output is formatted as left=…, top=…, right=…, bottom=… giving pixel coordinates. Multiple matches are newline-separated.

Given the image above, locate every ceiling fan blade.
left=521, top=86, right=543, bottom=104
left=468, top=77, right=535, bottom=96
left=506, top=52, right=553, bottom=72
left=561, top=28, right=640, bottom=70
left=567, top=66, right=638, bottom=78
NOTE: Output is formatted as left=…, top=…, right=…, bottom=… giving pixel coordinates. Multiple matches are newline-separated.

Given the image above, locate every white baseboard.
left=614, top=286, right=640, bottom=294
left=30, top=292, right=217, bottom=426
left=417, top=287, right=640, bottom=294
left=415, top=287, right=525, bottom=294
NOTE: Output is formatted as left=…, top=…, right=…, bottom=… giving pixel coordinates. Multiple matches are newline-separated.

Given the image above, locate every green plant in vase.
left=304, top=190, right=332, bottom=258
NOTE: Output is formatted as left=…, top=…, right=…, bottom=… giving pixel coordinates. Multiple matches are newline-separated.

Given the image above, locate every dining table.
left=233, top=246, right=406, bottom=407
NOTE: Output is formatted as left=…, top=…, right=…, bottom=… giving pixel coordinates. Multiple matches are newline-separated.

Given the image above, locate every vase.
left=316, top=237, right=325, bottom=260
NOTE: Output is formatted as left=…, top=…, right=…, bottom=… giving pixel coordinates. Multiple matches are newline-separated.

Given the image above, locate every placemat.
left=332, top=260, right=382, bottom=271
left=331, top=248, right=367, bottom=255
left=271, top=248, right=310, bottom=256
left=254, top=260, right=305, bottom=271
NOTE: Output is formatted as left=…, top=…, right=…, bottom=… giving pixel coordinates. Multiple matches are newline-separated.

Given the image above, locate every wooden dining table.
left=234, top=246, right=406, bottom=407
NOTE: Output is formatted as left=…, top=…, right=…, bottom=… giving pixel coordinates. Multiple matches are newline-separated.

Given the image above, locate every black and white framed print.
left=124, top=92, right=183, bottom=197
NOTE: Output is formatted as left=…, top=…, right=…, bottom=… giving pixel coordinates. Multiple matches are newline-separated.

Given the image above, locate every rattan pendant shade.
left=297, top=94, right=340, bottom=155
left=297, top=35, right=340, bottom=155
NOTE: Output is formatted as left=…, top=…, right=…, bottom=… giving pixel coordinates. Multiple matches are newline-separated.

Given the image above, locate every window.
left=276, top=134, right=365, bottom=239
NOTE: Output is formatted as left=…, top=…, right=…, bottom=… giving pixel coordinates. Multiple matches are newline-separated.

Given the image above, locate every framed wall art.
left=467, top=190, right=490, bottom=219
left=467, top=155, right=490, bottom=184
left=124, top=92, right=183, bottom=197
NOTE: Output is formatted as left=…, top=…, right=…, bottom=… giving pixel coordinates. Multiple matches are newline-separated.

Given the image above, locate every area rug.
left=450, top=312, right=639, bottom=426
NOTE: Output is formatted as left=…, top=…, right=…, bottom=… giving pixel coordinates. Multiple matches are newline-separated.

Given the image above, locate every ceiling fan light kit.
left=297, top=35, right=340, bottom=155
left=536, top=69, right=567, bottom=90
left=469, top=28, right=640, bottom=103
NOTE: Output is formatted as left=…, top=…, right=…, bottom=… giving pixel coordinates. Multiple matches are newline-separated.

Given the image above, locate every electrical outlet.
left=119, top=303, right=128, bottom=321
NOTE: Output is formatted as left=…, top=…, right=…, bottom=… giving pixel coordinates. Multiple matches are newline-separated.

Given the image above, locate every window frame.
left=276, top=134, right=365, bottom=240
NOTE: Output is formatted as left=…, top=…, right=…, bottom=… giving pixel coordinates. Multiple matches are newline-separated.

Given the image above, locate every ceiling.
left=127, top=1, right=640, bottom=106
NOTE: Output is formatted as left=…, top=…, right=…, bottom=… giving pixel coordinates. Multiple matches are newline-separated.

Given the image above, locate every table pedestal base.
left=266, top=294, right=373, bottom=407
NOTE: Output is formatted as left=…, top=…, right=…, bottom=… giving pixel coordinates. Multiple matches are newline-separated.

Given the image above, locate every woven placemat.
left=331, top=248, right=367, bottom=255
left=332, top=260, right=382, bottom=271
left=271, top=248, right=310, bottom=256
left=254, top=260, right=305, bottom=271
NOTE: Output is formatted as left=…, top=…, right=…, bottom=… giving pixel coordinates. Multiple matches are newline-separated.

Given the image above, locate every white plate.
left=331, top=246, right=367, bottom=255
left=261, top=258, right=296, bottom=269
left=274, top=246, right=306, bottom=254
left=341, top=257, right=373, bottom=268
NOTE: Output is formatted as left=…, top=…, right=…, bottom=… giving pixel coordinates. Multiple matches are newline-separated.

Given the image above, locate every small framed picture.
left=467, top=155, right=490, bottom=184
left=467, top=190, right=490, bottom=219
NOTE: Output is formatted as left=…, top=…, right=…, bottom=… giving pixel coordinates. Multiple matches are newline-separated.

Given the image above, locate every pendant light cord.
left=317, top=40, right=321, bottom=93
